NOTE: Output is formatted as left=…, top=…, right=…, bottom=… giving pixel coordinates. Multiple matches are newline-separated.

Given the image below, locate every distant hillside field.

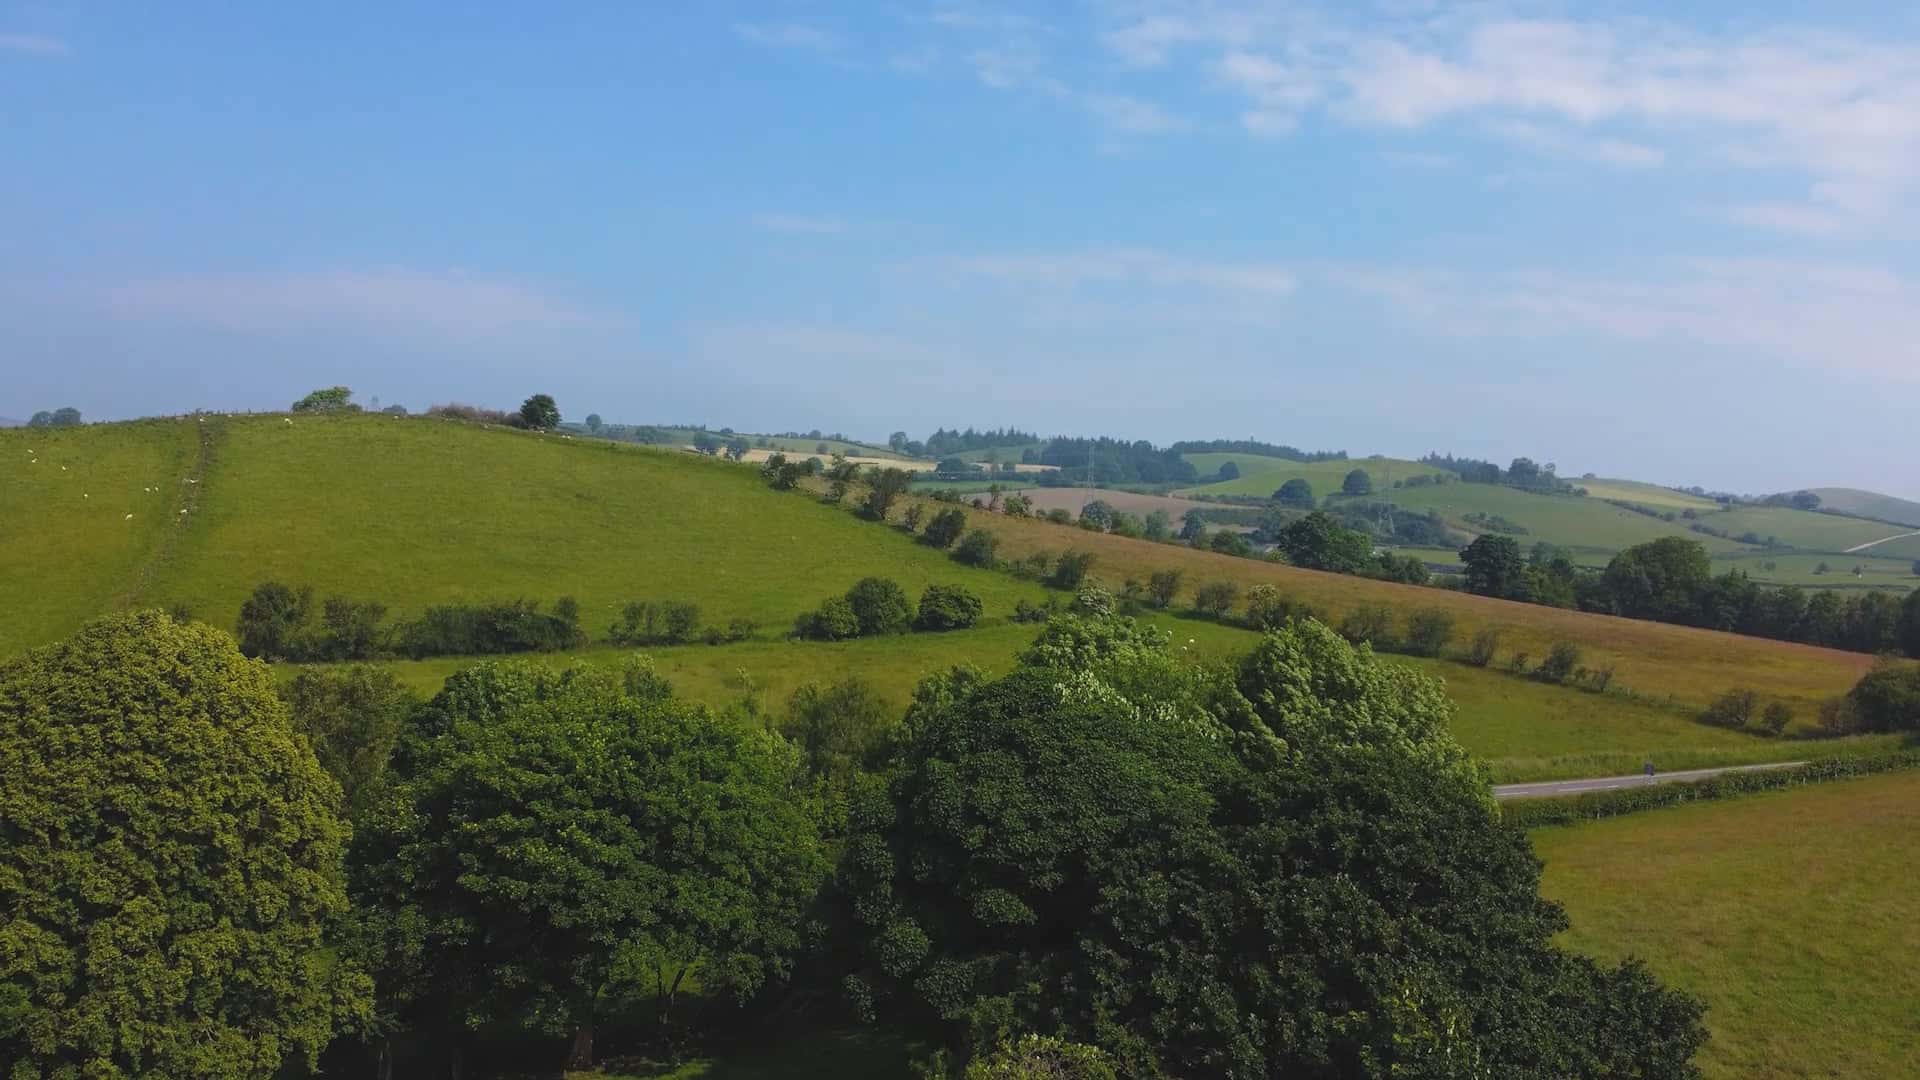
left=1810, top=487, right=1920, bottom=528
left=1575, top=478, right=1721, bottom=510
left=0, top=415, right=1041, bottom=658
left=1178, top=453, right=1443, bottom=497
left=960, top=509, right=1878, bottom=711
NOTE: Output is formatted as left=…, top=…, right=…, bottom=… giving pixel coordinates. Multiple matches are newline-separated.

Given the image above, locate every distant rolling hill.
left=0, top=413, right=1041, bottom=658
left=1809, top=488, right=1920, bottom=529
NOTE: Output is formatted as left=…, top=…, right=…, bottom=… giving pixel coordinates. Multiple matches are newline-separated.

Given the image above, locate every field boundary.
left=1504, top=749, right=1920, bottom=828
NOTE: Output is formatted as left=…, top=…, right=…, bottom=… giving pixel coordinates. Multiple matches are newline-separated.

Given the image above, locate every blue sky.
left=4, top=2, right=1918, bottom=497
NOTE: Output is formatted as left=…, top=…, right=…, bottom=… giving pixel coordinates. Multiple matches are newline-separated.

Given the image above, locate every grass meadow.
left=1177, top=452, right=1444, bottom=498
left=1535, top=770, right=1920, bottom=1079
left=0, top=419, right=199, bottom=654
left=286, top=614, right=1877, bottom=784
left=957, top=508, right=1880, bottom=712
left=107, top=414, right=1044, bottom=653
left=1810, top=487, right=1920, bottom=529
left=1574, top=478, right=1722, bottom=510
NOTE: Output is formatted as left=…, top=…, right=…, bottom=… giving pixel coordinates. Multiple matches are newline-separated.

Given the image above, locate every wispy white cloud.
left=1089, top=5, right=1920, bottom=231
left=0, top=32, right=68, bottom=55
left=733, top=21, right=843, bottom=53
left=1323, top=258, right=1920, bottom=381
left=104, top=269, right=611, bottom=339
left=752, top=213, right=846, bottom=235
left=943, top=248, right=1296, bottom=297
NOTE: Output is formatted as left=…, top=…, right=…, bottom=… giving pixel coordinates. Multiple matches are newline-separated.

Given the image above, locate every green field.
left=1712, top=550, right=1918, bottom=592
left=1809, top=487, right=1920, bottom=528
left=286, top=613, right=1869, bottom=784
left=1178, top=452, right=1444, bottom=498
left=0, top=419, right=201, bottom=652
left=1377, top=482, right=1751, bottom=558
left=1576, top=478, right=1721, bottom=510
left=0, top=415, right=1041, bottom=658
left=1694, top=504, right=1902, bottom=552
left=1536, top=770, right=1920, bottom=1079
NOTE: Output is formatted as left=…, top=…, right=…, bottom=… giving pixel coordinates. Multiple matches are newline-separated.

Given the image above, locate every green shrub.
left=923, top=508, right=969, bottom=549
left=953, top=528, right=1000, bottom=568
left=1757, top=701, right=1793, bottom=736
left=1535, top=640, right=1582, bottom=684
left=916, top=584, right=984, bottom=631
left=794, top=595, right=860, bottom=640
left=1403, top=608, right=1455, bottom=657
left=1244, top=583, right=1311, bottom=631
left=1192, top=580, right=1238, bottom=618
left=1845, top=659, right=1920, bottom=733
left=1146, top=569, right=1182, bottom=609
left=846, top=577, right=912, bottom=636
left=962, top=1035, right=1117, bottom=1079
left=608, top=599, right=702, bottom=645
left=1012, top=597, right=1060, bottom=624
left=1700, top=688, right=1758, bottom=729
left=1337, top=604, right=1395, bottom=648
left=1466, top=627, right=1502, bottom=667
left=1048, top=550, right=1096, bottom=591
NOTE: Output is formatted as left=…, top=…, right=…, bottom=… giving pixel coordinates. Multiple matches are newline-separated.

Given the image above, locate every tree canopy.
left=1461, top=534, right=1527, bottom=599
left=0, top=611, right=366, bottom=1078
left=518, top=393, right=560, bottom=431
left=351, top=659, right=825, bottom=1072
left=292, top=386, right=358, bottom=413
left=1274, top=477, right=1316, bottom=508
left=1341, top=467, right=1373, bottom=495
left=842, top=615, right=1704, bottom=1075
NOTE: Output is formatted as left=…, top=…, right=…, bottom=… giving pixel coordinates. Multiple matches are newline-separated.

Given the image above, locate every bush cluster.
left=794, top=578, right=983, bottom=640
left=235, top=582, right=586, bottom=661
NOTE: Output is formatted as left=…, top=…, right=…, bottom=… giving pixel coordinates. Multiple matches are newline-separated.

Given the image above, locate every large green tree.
left=0, top=611, right=366, bottom=1078
left=291, top=385, right=357, bottom=413
left=518, top=393, right=561, bottom=431
left=1274, top=511, right=1373, bottom=573
left=1602, top=536, right=1712, bottom=623
left=1903, top=589, right=1920, bottom=658
left=353, top=660, right=824, bottom=1073
left=843, top=615, right=1703, bottom=1076
left=281, top=664, right=415, bottom=815
left=1274, top=477, right=1316, bottom=508
left=1460, top=534, right=1526, bottom=599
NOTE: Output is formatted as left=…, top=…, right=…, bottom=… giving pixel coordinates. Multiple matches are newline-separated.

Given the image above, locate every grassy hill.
left=959, top=510, right=1878, bottom=712
left=0, top=414, right=1039, bottom=658
left=3, top=413, right=1897, bottom=778
left=1810, top=487, right=1920, bottom=528
left=1178, top=453, right=1444, bottom=497
left=1537, top=770, right=1920, bottom=1079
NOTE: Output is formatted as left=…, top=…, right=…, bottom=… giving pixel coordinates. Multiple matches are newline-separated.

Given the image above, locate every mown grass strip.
left=1503, top=749, right=1920, bottom=828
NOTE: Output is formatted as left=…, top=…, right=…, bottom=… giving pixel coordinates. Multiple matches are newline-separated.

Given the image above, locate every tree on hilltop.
left=518, top=393, right=561, bottom=431
left=1342, top=467, right=1374, bottom=495
left=292, top=386, right=358, bottom=413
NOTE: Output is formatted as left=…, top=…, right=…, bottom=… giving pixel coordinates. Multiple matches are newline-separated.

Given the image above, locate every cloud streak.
left=0, top=33, right=68, bottom=55
left=733, top=21, right=843, bottom=52
left=104, top=269, right=611, bottom=340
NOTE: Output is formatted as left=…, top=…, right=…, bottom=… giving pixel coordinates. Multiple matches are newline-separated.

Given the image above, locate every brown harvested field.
left=997, top=486, right=1241, bottom=518
left=960, top=508, right=1880, bottom=710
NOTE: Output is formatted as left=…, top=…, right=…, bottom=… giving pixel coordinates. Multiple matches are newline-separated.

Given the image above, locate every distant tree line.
left=1169, top=438, right=1347, bottom=462
left=1033, top=436, right=1197, bottom=485
left=1457, top=534, right=1920, bottom=657
left=1421, top=452, right=1582, bottom=494
left=893, top=425, right=1040, bottom=459
left=25, top=407, right=82, bottom=427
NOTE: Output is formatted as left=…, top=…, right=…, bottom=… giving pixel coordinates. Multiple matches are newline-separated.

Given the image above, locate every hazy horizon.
left=5, top=3, right=1917, bottom=500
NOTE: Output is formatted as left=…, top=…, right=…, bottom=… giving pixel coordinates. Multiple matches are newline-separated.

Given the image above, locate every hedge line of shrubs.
left=1501, top=751, right=1920, bottom=829
left=237, top=583, right=754, bottom=661
left=236, top=583, right=588, bottom=661
left=792, top=578, right=985, bottom=640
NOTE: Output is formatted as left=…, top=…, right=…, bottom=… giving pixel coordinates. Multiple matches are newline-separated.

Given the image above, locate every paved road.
left=1844, top=530, right=1920, bottom=554
left=1493, top=761, right=1809, bottom=800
